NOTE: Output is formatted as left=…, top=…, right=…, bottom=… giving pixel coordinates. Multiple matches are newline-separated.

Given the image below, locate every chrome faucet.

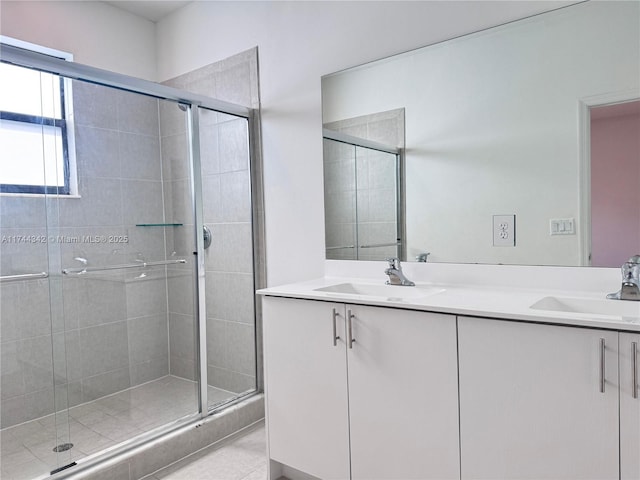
left=385, top=257, right=415, bottom=286
left=416, top=252, right=430, bottom=263
left=607, top=255, right=640, bottom=301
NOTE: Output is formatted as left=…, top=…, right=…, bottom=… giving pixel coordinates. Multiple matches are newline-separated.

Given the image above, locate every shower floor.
left=0, top=376, right=236, bottom=480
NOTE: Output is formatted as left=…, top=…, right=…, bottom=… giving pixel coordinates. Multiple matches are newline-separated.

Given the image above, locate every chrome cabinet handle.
left=599, top=338, right=606, bottom=393
left=347, top=309, right=355, bottom=349
left=633, top=342, right=638, bottom=399
left=332, top=308, right=340, bottom=347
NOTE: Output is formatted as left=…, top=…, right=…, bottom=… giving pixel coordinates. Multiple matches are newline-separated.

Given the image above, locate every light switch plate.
left=550, top=218, right=575, bottom=235
left=493, top=215, right=516, bottom=247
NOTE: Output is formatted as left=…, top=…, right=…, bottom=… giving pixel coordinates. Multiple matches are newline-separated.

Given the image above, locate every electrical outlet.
left=493, top=215, right=516, bottom=246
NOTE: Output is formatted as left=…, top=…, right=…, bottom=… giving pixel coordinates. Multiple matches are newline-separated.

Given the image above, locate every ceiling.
left=104, top=1, right=191, bottom=22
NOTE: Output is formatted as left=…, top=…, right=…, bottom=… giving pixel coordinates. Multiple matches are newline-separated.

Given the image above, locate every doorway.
left=589, top=99, right=640, bottom=267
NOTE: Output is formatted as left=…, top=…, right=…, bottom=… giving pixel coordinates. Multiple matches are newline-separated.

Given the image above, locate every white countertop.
left=258, top=276, right=640, bottom=332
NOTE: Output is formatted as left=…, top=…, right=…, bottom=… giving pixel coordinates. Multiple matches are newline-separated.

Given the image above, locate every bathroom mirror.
left=321, top=1, right=640, bottom=267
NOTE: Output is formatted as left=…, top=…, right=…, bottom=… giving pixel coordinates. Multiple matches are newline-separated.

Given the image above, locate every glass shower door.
left=0, top=65, right=75, bottom=479
left=39, top=79, right=199, bottom=472
left=198, top=107, right=258, bottom=410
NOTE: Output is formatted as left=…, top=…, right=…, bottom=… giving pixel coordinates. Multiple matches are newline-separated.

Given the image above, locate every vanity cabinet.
left=263, top=297, right=350, bottom=479
left=620, top=332, right=640, bottom=480
left=263, top=294, right=639, bottom=480
left=262, top=296, right=460, bottom=480
left=458, top=317, right=620, bottom=479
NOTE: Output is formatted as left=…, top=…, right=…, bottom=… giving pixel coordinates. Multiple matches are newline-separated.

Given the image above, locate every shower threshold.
left=0, top=376, right=236, bottom=480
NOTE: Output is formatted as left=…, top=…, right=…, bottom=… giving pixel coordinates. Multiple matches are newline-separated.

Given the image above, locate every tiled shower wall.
left=162, top=47, right=261, bottom=395
left=0, top=82, right=182, bottom=428
left=324, top=109, right=404, bottom=261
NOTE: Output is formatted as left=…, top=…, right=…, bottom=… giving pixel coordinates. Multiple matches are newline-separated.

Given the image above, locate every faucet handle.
left=416, top=252, right=430, bottom=263
left=622, top=256, right=640, bottom=281
left=386, top=257, right=399, bottom=269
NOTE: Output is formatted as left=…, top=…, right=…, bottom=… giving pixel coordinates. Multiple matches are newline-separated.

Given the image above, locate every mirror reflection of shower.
left=323, top=129, right=403, bottom=261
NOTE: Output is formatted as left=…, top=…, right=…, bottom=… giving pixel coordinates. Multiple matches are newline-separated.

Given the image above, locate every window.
left=0, top=39, right=74, bottom=195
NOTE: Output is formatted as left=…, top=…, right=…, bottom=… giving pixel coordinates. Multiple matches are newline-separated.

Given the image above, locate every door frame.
left=578, top=89, right=639, bottom=266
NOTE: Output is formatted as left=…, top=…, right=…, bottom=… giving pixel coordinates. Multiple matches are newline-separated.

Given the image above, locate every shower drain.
left=53, top=443, right=74, bottom=453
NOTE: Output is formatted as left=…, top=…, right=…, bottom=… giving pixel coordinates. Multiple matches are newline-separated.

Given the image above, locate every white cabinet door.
left=621, top=332, right=640, bottom=480
left=263, top=297, right=351, bottom=480
left=458, top=317, right=619, bottom=480
left=347, top=305, right=460, bottom=480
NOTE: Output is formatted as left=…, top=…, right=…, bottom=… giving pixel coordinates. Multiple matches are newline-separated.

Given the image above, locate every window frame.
left=0, top=37, right=75, bottom=196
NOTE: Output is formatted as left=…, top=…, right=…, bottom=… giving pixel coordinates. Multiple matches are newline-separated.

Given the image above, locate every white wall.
left=0, top=1, right=157, bottom=80
left=322, top=1, right=640, bottom=267
left=156, top=1, right=575, bottom=286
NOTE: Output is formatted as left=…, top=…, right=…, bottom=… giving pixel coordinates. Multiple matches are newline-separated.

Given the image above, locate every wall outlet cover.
left=493, top=215, right=516, bottom=247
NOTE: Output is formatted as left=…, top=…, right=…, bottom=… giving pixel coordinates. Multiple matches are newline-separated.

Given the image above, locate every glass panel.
left=0, top=84, right=64, bottom=480
left=354, top=146, right=399, bottom=261
left=51, top=83, right=200, bottom=446
left=199, top=107, right=257, bottom=410
left=323, top=138, right=357, bottom=260
left=0, top=78, right=202, bottom=477
left=0, top=120, right=64, bottom=187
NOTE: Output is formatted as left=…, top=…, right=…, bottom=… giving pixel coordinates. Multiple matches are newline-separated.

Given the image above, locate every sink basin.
left=530, top=296, right=640, bottom=318
left=314, top=282, right=444, bottom=301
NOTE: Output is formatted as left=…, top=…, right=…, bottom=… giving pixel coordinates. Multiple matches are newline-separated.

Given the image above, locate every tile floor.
left=0, top=376, right=238, bottom=480
left=143, top=423, right=267, bottom=480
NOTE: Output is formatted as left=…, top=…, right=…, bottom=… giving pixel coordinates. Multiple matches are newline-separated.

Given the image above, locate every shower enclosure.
left=0, top=43, right=261, bottom=480
left=323, top=130, right=403, bottom=261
